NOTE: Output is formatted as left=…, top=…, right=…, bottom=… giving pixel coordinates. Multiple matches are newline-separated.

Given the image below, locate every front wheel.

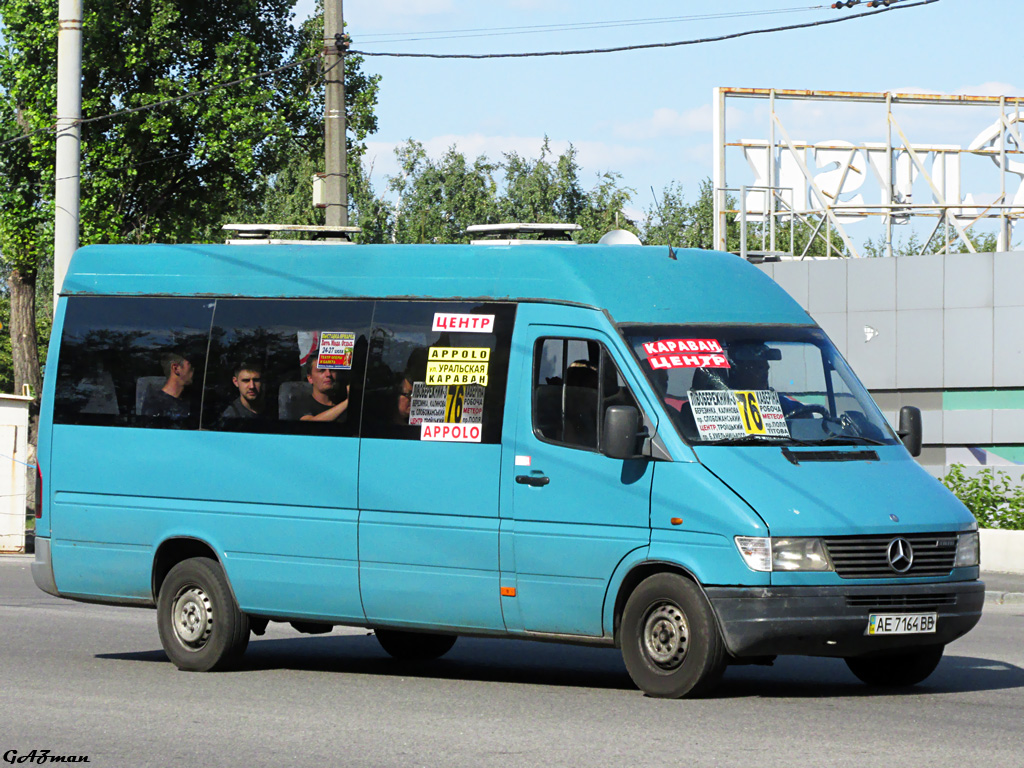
left=845, top=645, right=944, bottom=687
left=157, top=557, right=250, bottom=671
left=620, top=573, right=726, bottom=698
left=374, top=629, right=457, bottom=661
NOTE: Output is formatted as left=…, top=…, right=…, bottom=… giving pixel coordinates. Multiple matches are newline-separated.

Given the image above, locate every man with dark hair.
left=141, top=351, right=194, bottom=420
left=221, top=362, right=265, bottom=420
left=301, top=353, right=350, bottom=422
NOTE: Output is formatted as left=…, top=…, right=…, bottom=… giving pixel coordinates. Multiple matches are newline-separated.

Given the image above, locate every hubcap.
left=171, top=586, right=214, bottom=651
left=642, top=601, right=689, bottom=671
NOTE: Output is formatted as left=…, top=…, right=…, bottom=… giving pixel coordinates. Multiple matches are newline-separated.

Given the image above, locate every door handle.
left=515, top=474, right=550, bottom=487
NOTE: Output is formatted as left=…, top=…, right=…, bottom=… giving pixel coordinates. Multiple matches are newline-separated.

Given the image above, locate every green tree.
left=233, top=3, right=384, bottom=239
left=0, top=0, right=381, bottom=395
left=642, top=179, right=732, bottom=249
left=863, top=228, right=1002, bottom=258
left=389, top=140, right=500, bottom=244
left=386, top=140, right=636, bottom=244
left=498, top=139, right=586, bottom=223
left=0, top=0, right=57, bottom=396
left=643, top=178, right=847, bottom=256
left=942, top=464, right=1024, bottom=530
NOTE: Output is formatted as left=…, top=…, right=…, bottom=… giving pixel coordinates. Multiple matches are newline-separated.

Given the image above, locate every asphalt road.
left=2, top=556, right=1022, bottom=768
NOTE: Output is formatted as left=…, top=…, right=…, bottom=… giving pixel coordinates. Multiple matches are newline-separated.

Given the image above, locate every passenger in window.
left=221, top=362, right=266, bottom=420
left=140, top=352, right=194, bottom=420
left=393, top=375, right=415, bottom=425
left=301, top=353, right=351, bottom=422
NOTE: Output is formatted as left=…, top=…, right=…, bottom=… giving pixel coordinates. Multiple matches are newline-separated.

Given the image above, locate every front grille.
left=823, top=533, right=958, bottom=579
left=845, top=593, right=957, bottom=609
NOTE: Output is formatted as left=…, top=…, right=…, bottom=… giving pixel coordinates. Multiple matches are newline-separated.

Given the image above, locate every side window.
left=54, top=296, right=214, bottom=429
left=204, top=299, right=373, bottom=436
left=533, top=338, right=639, bottom=451
left=361, top=302, right=516, bottom=443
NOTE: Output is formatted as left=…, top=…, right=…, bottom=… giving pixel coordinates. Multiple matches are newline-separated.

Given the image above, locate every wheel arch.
left=152, top=536, right=223, bottom=601
left=611, top=560, right=710, bottom=647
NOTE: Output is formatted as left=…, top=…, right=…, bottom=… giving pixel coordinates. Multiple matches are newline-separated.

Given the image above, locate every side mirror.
left=898, top=405, right=922, bottom=457
left=602, top=405, right=643, bottom=460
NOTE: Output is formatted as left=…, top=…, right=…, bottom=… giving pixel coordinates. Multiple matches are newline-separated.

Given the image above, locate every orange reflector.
left=500, top=586, right=517, bottom=597
left=670, top=517, right=683, bottom=525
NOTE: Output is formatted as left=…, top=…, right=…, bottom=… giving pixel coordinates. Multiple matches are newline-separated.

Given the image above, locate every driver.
left=721, top=342, right=802, bottom=415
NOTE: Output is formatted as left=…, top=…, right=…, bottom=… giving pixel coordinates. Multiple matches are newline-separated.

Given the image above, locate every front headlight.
left=771, top=537, right=834, bottom=572
left=954, top=531, right=980, bottom=567
left=734, top=536, right=834, bottom=572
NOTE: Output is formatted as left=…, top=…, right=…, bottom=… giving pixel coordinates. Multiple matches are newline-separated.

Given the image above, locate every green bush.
left=941, top=464, right=1024, bottom=530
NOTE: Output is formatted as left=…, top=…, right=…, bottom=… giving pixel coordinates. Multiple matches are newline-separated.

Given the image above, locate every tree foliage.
left=862, top=229, right=1002, bottom=258
left=942, top=464, right=1024, bottom=530
left=232, top=2, right=383, bottom=238
left=385, top=139, right=635, bottom=244
left=0, top=0, right=381, bottom=394
left=642, top=178, right=848, bottom=257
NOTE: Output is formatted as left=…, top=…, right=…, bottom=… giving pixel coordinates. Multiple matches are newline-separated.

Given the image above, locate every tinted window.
left=204, top=299, right=373, bottom=436
left=54, top=296, right=214, bottom=429
left=361, top=302, right=516, bottom=443
left=533, top=338, right=638, bottom=451
left=621, top=324, right=898, bottom=446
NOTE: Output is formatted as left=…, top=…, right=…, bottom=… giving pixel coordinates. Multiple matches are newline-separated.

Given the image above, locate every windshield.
left=621, top=324, right=899, bottom=447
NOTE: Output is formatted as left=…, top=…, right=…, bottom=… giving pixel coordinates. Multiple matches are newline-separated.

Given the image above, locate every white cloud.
left=613, top=106, right=710, bottom=140
left=501, top=0, right=557, bottom=9
left=890, top=82, right=1024, bottom=98
left=612, top=104, right=748, bottom=141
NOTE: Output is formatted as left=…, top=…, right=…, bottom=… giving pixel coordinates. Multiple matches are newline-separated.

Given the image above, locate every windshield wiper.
left=700, top=435, right=815, bottom=447
left=818, top=434, right=889, bottom=447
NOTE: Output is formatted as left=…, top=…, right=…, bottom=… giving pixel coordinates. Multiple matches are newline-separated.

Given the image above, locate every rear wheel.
left=374, top=629, right=457, bottom=661
left=157, top=557, right=250, bottom=671
left=845, top=645, right=944, bottom=687
left=620, top=573, right=726, bottom=698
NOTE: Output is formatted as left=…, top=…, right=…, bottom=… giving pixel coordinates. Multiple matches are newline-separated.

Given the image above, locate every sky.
left=293, top=0, right=1023, bottom=236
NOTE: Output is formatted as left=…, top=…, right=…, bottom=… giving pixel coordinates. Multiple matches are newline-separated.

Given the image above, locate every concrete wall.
left=759, top=252, right=1024, bottom=480
left=0, top=395, right=32, bottom=553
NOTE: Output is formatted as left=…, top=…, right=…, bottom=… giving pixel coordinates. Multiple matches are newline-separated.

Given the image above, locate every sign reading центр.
left=643, top=339, right=729, bottom=370
left=432, top=313, right=495, bottom=333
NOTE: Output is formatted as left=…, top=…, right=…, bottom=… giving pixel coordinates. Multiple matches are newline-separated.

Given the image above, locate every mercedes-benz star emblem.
left=887, top=538, right=914, bottom=573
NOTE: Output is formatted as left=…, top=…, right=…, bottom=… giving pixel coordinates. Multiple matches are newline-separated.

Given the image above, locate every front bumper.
left=705, top=580, right=984, bottom=659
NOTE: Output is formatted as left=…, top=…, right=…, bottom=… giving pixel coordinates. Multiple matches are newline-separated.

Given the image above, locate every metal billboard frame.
left=712, top=87, right=1024, bottom=258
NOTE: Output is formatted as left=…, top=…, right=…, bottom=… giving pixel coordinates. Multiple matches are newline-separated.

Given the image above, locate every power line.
left=356, top=6, right=829, bottom=44
left=350, top=0, right=939, bottom=59
left=0, top=54, right=320, bottom=149
left=1, top=0, right=937, bottom=151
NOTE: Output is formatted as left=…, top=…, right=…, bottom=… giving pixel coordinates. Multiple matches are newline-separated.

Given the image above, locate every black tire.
left=845, top=645, right=944, bottom=687
left=157, top=557, right=250, bottom=671
left=374, top=629, right=457, bottom=661
left=620, top=573, right=726, bottom=698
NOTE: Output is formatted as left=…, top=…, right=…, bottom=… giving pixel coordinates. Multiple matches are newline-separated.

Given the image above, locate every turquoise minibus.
left=32, top=240, right=983, bottom=698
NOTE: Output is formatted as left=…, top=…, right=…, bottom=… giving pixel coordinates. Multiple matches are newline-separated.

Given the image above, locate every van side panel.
left=648, top=461, right=771, bottom=587
left=358, top=440, right=504, bottom=630
left=49, top=427, right=364, bottom=620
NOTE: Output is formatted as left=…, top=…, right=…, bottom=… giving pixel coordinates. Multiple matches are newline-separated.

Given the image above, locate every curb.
left=986, top=590, right=1024, bottom=605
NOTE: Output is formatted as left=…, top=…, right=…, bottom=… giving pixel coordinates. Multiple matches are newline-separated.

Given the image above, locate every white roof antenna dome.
left=598, top=229, right=643, bottom=246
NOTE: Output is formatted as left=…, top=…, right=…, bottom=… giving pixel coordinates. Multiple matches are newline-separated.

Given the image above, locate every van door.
left=357, top=301, right=516, bottom=632
left=507, top=321, right=653, bottom=637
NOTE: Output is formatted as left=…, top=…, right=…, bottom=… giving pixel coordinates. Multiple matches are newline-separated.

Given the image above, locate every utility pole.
left=54, top=0, right=83, bottom=313
left=324, top=0, right=348, bottom=226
